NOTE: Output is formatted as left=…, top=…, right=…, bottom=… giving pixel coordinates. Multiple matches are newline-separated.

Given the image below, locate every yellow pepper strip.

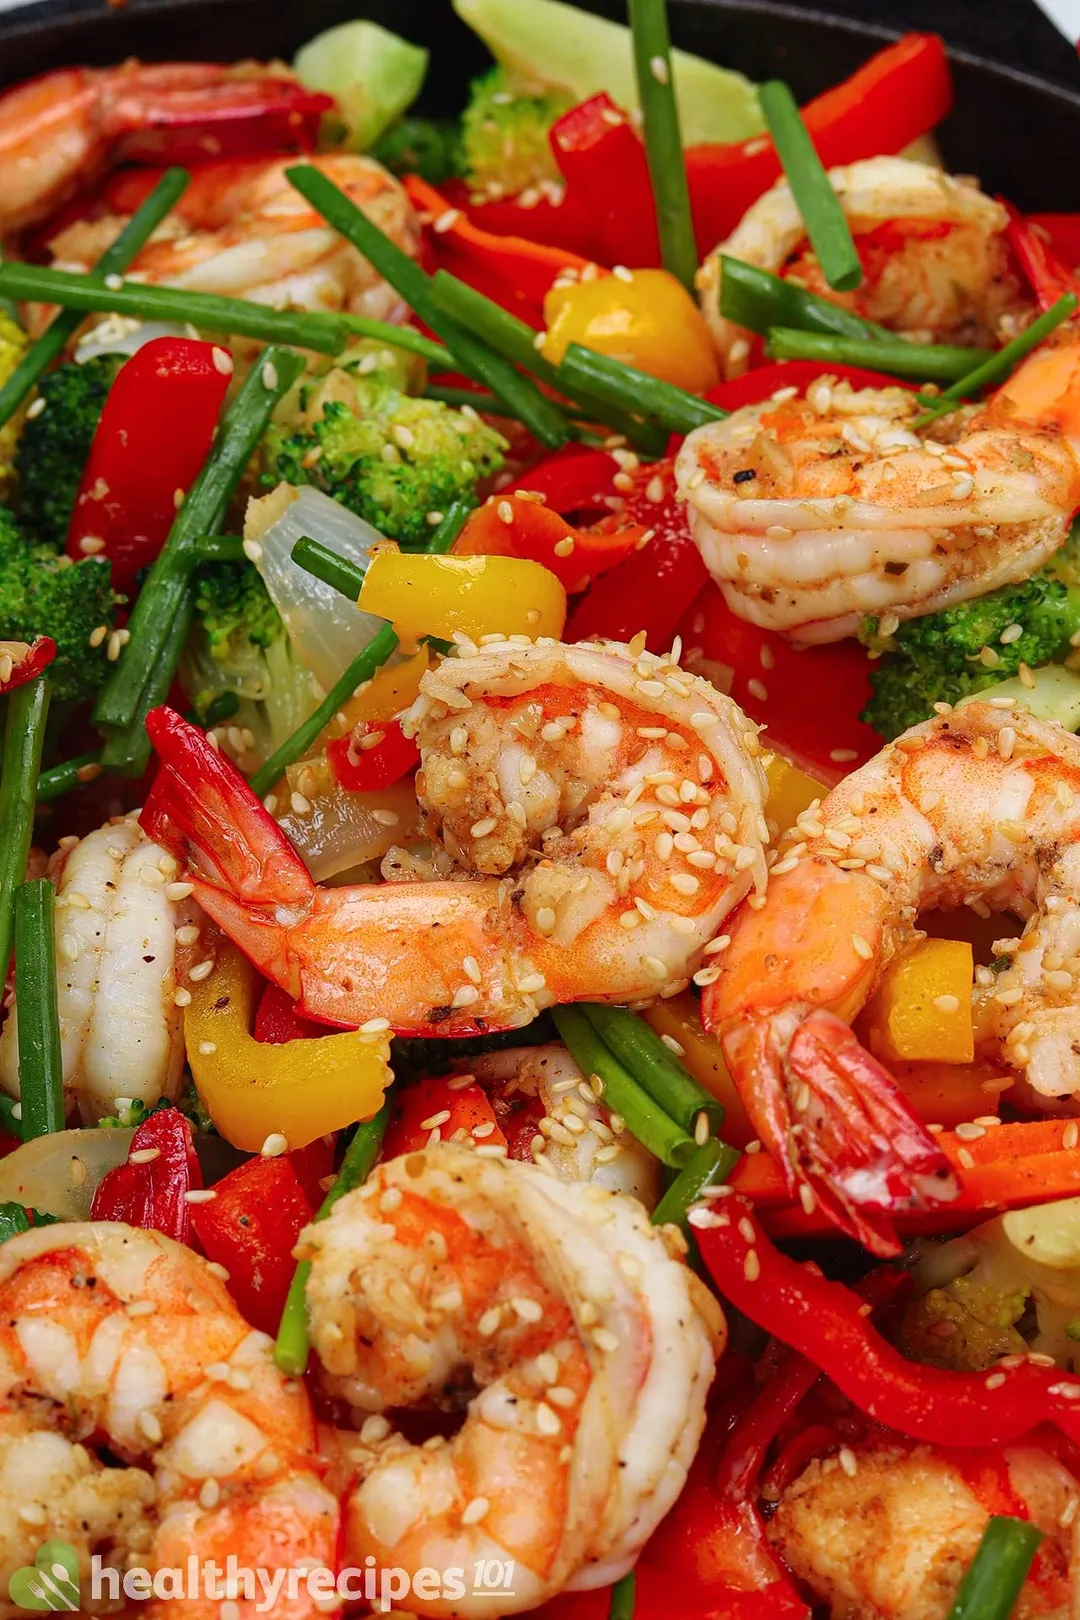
left=764, top=752, right=826, bottom=837
left=887, top=1059, right=1010, bottom=1129
left=541, top=268, right=720, bottom=395
left=311, top=646, right=431, bottom=753
left=185, top=944, right=392, bottom=1152
left=643, top=992, right=757, bottom=1147
left=863, top=938, right=975, bottom=1065
left=358, top=546, right=566, bottom=644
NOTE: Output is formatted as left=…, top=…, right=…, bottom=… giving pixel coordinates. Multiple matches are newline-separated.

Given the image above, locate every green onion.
left=93, top=344, right=305, bottom=736
left=915, top=291, right=1079, bottom=425
left=766, top=326, right=994, bottom=384
left=98, top=585, right=196, bottom=778
left=608, top=1572, right=636, bottom=1620
left=292, top=536, right=364, bottom=600
left=339, top=315, right=451, bottom=369
left=759, top=81, right=861, bottom=293
left=652, top=1138, right=739, bottom=1230
left=629, top=0, right=697, bottom=291
left=0, top=262, right=348, bottom=358
left=0, top=676, right=50, bottom=980
left=0, top=167, right=191, bottom=433
left=551, top=1006, right=693, bottom=1168
left=14, top=879, right=63, bottom=1139
left=37, top=750, right=103, bottom=803
left=284, top=164, right=571, bottom=450
left=946, top=1517, right=1042, bottom=1620
left=423, top=383, right=614, bottom=446
left=194, top=534, right=246, bottom=564
left=580, top=1003, right=724, bottom=1138
left=720, top=255, right=888, bottom=340
left=559, top=342, right=727, bottom=435
left=274, top=1094, right=393, bottom=1376
left=251, top=499, right=471, bottom=797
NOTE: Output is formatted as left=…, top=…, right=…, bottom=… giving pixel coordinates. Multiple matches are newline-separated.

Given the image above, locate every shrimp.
left=0, top=62, right=329, bottom=236
left=0, top=1220, right=337, bottom=1619
left=139, top=637, right=769, bottom=1036
left=674, top=327, right=1080, bottom=642
left=302, top=1144, right=721, bottom=1616
left=698, top=156, right=1029, bottom=376
left=703, top=699, right=1080, bottom=1252
left=770, top=1442, right=1078, bottom=1620
left=0, top=819, right=201, bottom=1124
left=47, top=153, right=421, bottom=324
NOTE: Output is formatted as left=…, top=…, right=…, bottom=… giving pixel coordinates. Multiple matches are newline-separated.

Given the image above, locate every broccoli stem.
left=0, top=676, right=50, bottom=981
left=766, top=326, right=994, bottom=384
left=0, top=168, right=191, bottom=433
left=93, top=345, right=306, bottom=737
left=14, top=879, right=64, bottom=1140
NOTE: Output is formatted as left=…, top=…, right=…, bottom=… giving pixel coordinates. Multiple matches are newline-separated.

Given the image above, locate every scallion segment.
left=946, top=1517, right=1042, bottom=1620
left=284, top=164, right=572, bottom=450
left=915, top=291, right=1078, bottom=424
left=608, top=1572, right=637, bottom=1620
left=551, top=1006, right=694, bottom=1168
left=292, top=536, right=365, bottom=600
left=339, top=315, right=451, bottom=369
left=0, top=167, right=191, bottom=433
left=580, top=1003, right=724, bottom=1138
left=0, top=262, right=348, bottom=357
left=759, top=81, right=862, bottom=293
left=630, top=0, right=697, bottom=291
left=765, top=326, right=994, bottom=383
left=274, top=1094, right=393, bottom=1376
left=558, top=342, right=727, bottom=435
left=98, top=585, right=196, bottom=778
left=720, top=255, right=888, bottom=340
left=14, top=879, right=64, bottom=1140
left=194, top=534, right=246, bottom=564
left=0, top=676, right=50, bottom=979
left=652, top=1138, right=740, bottom=1230
left=37, top=750, right=103, bottom=803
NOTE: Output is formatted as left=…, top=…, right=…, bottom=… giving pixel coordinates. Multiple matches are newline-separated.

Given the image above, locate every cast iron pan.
left=1, top=0, right=1080, bottom=213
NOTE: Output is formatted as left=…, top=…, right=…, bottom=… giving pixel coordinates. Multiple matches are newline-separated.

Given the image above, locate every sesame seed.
left=478, top=1307, right=503, bottom=1337
left=838, top=1446, right=858, bottom=1477
left=138, top=1409, right=163, bottom=1443
left=743, top=1249, right=761, bottom=1281
left=592, top=1327, right=619, bottom=1352
left=954, top=1122, right=985, bottom=1141
left=211, top=346, right=233, bottom=375
left=129, top=1147, right=161, bottom=1165
left=188, top=959, right=214, bottom=982
left=933, top=994, right=960, bottom=1014
left=461, top=1496, right=490, bottom=1525
left=957, top=1146, right=976, bottom=1170
left=470, top=817, right=497, bottom=838
left=1065, top=1122, right=1080, bottom=1150
left=184, top=1188, right=218, bottom=1204
left=261, top=360, right=279, bottom=391
left=512, top=1296, right=543, bottom=1323
left=260, top=1132, right=289, bottom=1157
left=851, top=933, right=873, bottom=961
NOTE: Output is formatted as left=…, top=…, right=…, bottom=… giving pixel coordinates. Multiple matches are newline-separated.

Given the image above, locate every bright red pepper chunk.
left=327, top=719, right=420, bottom=794
left=66, top=337, right=231, bottom=592
left=0, top=637, right=55, bottom=695
left=455, top=489, right=643, bottom=592
left=90, top=1107, right=202, bottom=1244
left=253, top=980, right=327, bottom=1045
left=549, top=93, right=661, bottom=270
left=189, top=1155, right=315, bottom=1336
left=382, top=1077, right=507, bottom=1161
left=513, top=447, right=622, bottom=523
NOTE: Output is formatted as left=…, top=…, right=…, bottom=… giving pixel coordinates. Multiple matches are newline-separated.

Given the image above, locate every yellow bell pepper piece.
left=185, top=944, right=392, bottom=1151
left=312, top=646, right=431, bottom=751
left=765, top=752, right=826, bottom=837
left=359, top=546, right=566, bottom=644
left=888, top=1059, right=1010, bottom=1129
left=643, top=992, right=757, bottom=1147
left=541, top=268, right=720, bottom=394
left=864, top=938, right=975, bottom=1065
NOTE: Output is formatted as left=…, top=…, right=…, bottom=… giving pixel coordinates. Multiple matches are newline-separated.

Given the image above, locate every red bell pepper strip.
left=707, top=360, right=915, bottom=412
left=90, top=1106, right=202, bottom=1244
left=567, top=458, right=708, bottom=647
left=66, top=337, right=231, bottom=592
left=1026, top=213, right=1080, bottom=269
left=686, top=34, right=952, bottom=253
left=0, top=638, right=55, bottom=695
left=697, top=1193, right=1080, bottom=1448
left=189, top=1154, right=315, bottom=1336
left=381, top=1076, right=508, bottom=1160
left=327, top=719, right=419, bottom=794
left=434, top=179, right=605, bottom=262
left=550, top=94, right=661, bottom=270
left=254, top=980, right=326, bottom=1045
left=1003, top=199, right=1080, bottom=311
left=512, top=446, right=622, bottom=520
left=454, top=491, right=644, bottom=591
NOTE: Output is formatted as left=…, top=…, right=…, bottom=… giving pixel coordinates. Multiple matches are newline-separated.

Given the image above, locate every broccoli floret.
left=460, top=66, right=572, bottom=198
left=0, top=312, right=29, bottom=505
left=899, top=1275, right=1029, bottom=1372
left=371, top=117, right=464, bottom=185
left=196, top=561, right=284, bottom=665
left=14, top=355, right=123, bottom=550
left=0, top=507, right=118, bottom=703
left=263, top=369, right=507, bottom=547
left=860, top=571, right=1080, bottom=740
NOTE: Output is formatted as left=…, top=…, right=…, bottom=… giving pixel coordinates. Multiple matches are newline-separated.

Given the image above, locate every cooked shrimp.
left=0, top=62, right=328, bottom=236
left=0, top=818, right=200, bottom=1123
left=302, top=1144, right=721, bottom=1616
left=699, top=156, right=1028, bottom=375
left=139, top=637, right=769, bottom=1036
left=48, top=153, right=421, bottom=324
left=771, top=1442, right=1077, bottom=1620
left=675, top=329, right=1080, bottom=642
left=0, top=1220, right=337, bottom=1620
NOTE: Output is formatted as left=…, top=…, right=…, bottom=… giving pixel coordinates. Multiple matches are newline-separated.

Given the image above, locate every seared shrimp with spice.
left=303, top=1143, right=721, bottom=1617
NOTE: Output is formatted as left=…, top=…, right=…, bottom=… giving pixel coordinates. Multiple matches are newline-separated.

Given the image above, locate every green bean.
left=946, top=1517, right=1043, bottom=1620
left=274, top=1094, right=393, bottom=1376
left=93, top=344, right=305, bottom=735
left=652, top=1138, right=740, bottom=1231
left=608, top=1572, right=636, bottom=1620
left=766, top=326, right=994, bottom=384
left=759, top=81, right=861, bottom=292
left=98, top=585, right=196, bottom=778
left=551, top=1006, right=694, bottom=1168
left=14, top=879, right=63, bottom=1139
left=580, top=1004, right=724, bottom=1138
left=284, top=165, right=571, bottom=450
left=630, top=0, right=697, bottom=290
left=194, top=534, right=246, bottom=564
left=37, top=751, right=104, bottom=803
left=0, top=167, right=191, bottom=433
left=0, top=677, right=50, bottom=978
left=0, top=262, right=347, bottom=357
left=719, top=254, right=888, bottom=339
left=292, top=537, right=364, bottom=600
left=559, top=342, right=727, bottom=435
left=915, top=291, right=1079, bottom=425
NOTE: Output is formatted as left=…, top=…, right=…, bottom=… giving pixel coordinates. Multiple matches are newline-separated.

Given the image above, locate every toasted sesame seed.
left=743, top=1249, right=761, bottom=1282
left=851, top=933, right=873, bottom=961
left=461, top=1495, right=490, bottom=1525
left=260, top=1132, right=288, bottom=1157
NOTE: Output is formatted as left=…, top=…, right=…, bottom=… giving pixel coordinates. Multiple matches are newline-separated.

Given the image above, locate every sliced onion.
left=279, top=770, right=422, bottom=881
left=0, top=1127, right=134, bottom=1219
left=75, top=316, right=189, bottom=364
left=246, top=484, right=391, bottom=694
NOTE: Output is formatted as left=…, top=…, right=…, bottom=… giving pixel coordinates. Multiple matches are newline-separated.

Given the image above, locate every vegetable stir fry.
left=2, top=4, right=1080, bottom=1618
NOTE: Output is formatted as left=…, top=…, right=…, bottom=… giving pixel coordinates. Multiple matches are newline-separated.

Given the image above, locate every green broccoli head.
left=371, top=117, right=464, bottom=185
left=0, top=507, right=119, bottom=703
left=262, top=372, right=507, bottom=547
left=460, top=66, right=572, bottom=198
left=195, top=561, right=284, bottom=665
left=860, top=572, right=1080, bottom=740
left=14, top=356, right=123, bottom=550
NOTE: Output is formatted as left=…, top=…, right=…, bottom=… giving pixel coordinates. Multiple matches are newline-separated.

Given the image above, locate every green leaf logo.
left=7, top=1542, right=80, bottom=1611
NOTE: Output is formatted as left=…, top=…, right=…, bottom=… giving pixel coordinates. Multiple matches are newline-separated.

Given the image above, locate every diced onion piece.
left=0, top=1127, right=134, bottom=1219
left=277, top=775, right=421, bottom=881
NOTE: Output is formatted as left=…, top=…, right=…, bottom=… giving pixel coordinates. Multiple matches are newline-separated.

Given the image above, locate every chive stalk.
left=194, top=534, right=246, bottom=564
left=0, top=677, right=50, bottom=979
left=652, top=1138, right=740, bottom=1230
left=274, top=1094, right=393, bottom=1376
left=98, top=586, right=196, bottom=778
left=37, top=750, right=103, bottom=803
left=720, top=255, right=889, bottom=340
left=915, top=291, right=1078, bottom=424
left=339, top=315, right=451, bottom=369
left=14, top=879, right=64, bottom=1139
left=946, top=1517, right=1042, bottom=1620
left=759, top=81, right=861, bottom=292
left=629, top=0, right=697, bottom=291
left=292, top=536, right=364, bottom=600
left=608, top=1572, right=636, bottom=1620
left=0, top=167, right=191, bottom=433
left=559, top=342, right=727, bottom=434
left=551, top=1006, right=694, bottom=1168
left=765, top=327, right=994, bottom=384
left=580, top=1003, right=724, bottom=1138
